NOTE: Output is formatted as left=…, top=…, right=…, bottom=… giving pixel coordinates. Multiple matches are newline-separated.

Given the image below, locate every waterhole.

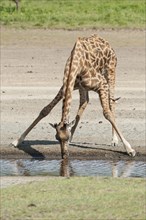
left=0, top=159, right=146, bottom=178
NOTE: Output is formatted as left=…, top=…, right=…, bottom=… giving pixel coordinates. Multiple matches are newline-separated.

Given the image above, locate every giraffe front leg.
left=11, top=86, right=63, bottom=147
left=70, top=88, right=89, bottom=142
left=11, top=114, right=44, bottom=147
left=12, top=136, right=26, bottom=148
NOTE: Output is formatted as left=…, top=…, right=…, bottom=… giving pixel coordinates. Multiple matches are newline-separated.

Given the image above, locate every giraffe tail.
left=111, top=97, right=121, bottom=103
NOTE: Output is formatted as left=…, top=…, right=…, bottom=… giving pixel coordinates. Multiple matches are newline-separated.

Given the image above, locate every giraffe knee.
left=39, top=107, right=50, bottom=118
left=103, top=110, right=113, bottom=121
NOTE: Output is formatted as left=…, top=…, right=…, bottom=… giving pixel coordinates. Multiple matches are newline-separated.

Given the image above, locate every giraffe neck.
left=61, top=39, right=82, bottom=124
left=61, top=62, right=77, bottom=124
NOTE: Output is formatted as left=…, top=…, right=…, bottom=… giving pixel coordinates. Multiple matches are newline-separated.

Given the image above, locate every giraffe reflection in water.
left=1, top=159, right=144, bottom=178
left=60, top=159, right=138, bottom=178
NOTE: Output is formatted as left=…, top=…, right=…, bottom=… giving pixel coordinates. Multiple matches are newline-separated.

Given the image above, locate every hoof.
left=111, top=135, right=118, bottom=147
left=111, top=141, right=118, bottom=147
left=128, top=149, right=136, bottom=157
left=111, top=139, right=118, bottom=147
left=11, top=138, right=22, bottom=148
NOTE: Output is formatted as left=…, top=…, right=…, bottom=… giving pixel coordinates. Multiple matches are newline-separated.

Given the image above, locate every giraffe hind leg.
left=111, top=98, right=119, bottom=147
left=98, top=86, right=136, bottom=157
left=11, top=86, right=63, bottom=147
left=106, top=65, right=118, bottom=147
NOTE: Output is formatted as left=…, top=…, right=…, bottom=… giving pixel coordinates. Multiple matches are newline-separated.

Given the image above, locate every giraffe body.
left=12, top=34, right=136, bottom=158
left=61, top=35, right=116, bottom=122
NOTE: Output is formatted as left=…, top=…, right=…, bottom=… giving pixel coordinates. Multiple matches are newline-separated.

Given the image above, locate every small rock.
left=28, top=203, right=36, bottom=207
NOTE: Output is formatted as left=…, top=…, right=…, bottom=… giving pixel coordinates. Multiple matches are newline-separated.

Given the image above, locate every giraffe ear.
left=49, top=123, right=58, bottom=129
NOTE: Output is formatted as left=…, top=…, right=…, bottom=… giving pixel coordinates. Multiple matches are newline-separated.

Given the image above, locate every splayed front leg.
left=11, top=87, right=63, bottom=148
left=104, top=111, right=136, bottom=157
left=70, top=89, right=89, bottom=142
left=108, top=114, right=136, bottom=157
left=11, top=135, right=25, bottom=147
left=11, top=114, right=43, bottom=147
left=122, top=139, right=136, bottom=157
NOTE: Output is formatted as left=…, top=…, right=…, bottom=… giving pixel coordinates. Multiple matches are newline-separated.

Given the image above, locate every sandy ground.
left=1, top=28, right=146, bottom=162
left=0, top=176, right=51, bottom=188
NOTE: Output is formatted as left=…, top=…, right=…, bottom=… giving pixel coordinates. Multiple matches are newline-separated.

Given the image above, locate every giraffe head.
left=50, top=120, right=75, bottom=159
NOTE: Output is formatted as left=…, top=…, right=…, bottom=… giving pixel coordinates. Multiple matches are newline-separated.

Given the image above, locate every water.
left=0, top=159, right=146, bottom=178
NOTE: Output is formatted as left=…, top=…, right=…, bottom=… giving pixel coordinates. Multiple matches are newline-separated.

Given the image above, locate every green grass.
left=0, top=0, right=145, bottom=29
left=1, top=177, right=145, bottom=220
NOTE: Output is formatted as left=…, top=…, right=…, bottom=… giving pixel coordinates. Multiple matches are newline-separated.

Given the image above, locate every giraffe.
left=12, top=34, right=136, bottom=159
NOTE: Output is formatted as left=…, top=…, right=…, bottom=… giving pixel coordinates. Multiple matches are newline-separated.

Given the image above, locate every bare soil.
left=1, top=28, right=146, bottom=161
